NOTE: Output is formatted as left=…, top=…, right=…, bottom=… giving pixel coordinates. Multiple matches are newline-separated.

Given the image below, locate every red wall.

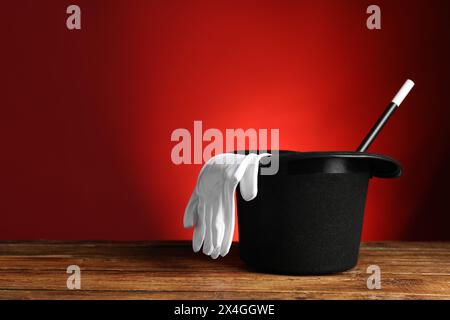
left=2, top=0, right=449, bottom=240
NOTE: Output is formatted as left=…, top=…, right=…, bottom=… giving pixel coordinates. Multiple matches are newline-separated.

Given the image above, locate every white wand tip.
left=392, top=79, right=415, bottom=106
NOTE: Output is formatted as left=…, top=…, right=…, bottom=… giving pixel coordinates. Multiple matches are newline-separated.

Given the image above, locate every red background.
left=2, top=0, right=449, bottom=240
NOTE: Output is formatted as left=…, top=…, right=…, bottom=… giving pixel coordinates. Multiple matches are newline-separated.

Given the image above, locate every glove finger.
left=213, top=222, right=225, bottom=258
left=183, top=192, right=199, bottom=228
left=202, top=202, right=214, bottom=256
left=211, top=196, right=225, bottom=249
left=192, top=199, right=206, bottom=252
left=220, top=181, right=237, bottom=257
left=240, top=154, right=270, bottom=201
left=210, top=247, right=221, bottom=259
left=231, top=153, right=256, bottom=183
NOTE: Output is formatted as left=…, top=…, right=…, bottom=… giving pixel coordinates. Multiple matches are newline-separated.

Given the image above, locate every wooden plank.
left=1, top=289, right=449, bottom=300
left=0, top=241, right=449, bottom=300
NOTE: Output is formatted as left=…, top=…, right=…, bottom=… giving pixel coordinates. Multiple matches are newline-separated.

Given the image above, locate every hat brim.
left=237, top=150, right=402, bottom=179
left=269, top=151, right=402, bottom=178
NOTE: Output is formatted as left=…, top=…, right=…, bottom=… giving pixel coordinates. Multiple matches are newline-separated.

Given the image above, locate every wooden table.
left=0, top=241, right=449, bottom=300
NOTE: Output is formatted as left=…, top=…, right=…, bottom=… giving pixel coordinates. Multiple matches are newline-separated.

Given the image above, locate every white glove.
left=183, top=153, right=270, bottom=259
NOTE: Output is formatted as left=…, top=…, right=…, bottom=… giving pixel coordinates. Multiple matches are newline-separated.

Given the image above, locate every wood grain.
left=0, top=241, right=449, bottom=300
